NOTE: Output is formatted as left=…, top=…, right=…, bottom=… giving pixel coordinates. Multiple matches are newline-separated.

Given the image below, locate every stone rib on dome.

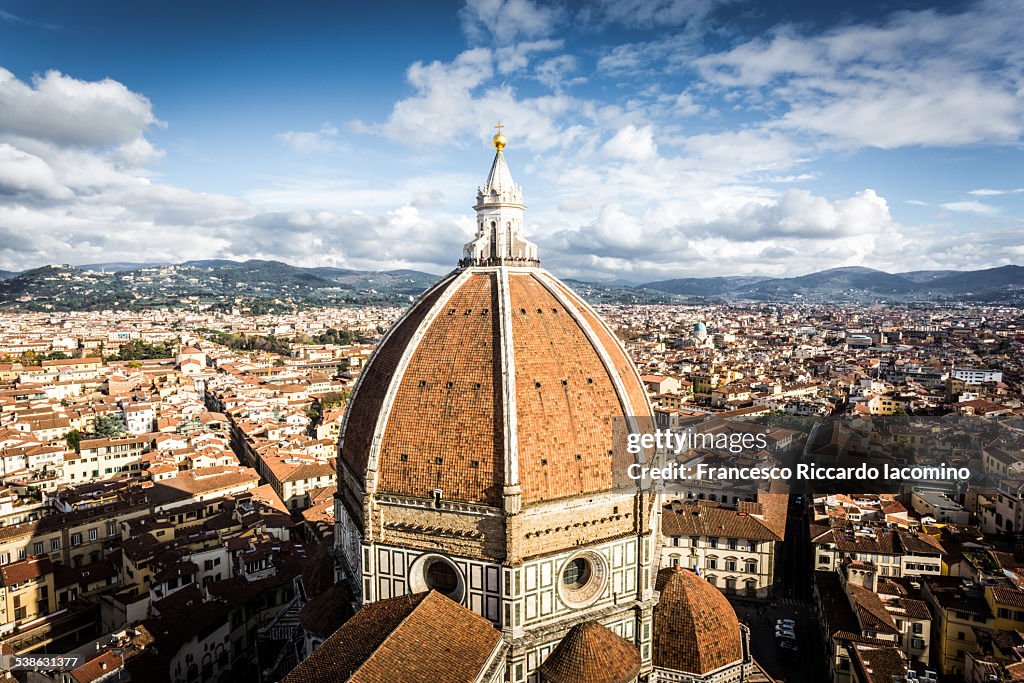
left=653, top=567, right=744, bottom=675
left=337, top=268, right=652, bottom=510
left=508, top=273, right=629, bottom=504
left=538, top=620, right=641, bottom=683
left=376, top=271, right=504, bottom=506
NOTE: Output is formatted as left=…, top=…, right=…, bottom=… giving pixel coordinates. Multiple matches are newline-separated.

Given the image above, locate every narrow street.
left=730, top=483, right=828, bottom=682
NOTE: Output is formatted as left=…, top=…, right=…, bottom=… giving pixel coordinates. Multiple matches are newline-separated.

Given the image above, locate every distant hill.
left=919, top=265, right=1024, bottom=292
left=0, top=259, right=442, bottom=312
left=2, top=259, right=1022, bottom=310
left=306, top=266, right=365, bottom=278
left=895, top=269, right=958, bottom=283
left=185, top=259, right=339, bottom=288
left=183, top=259, right=247, bottom=269
left=561, top=279, right=681, bottom=305
left=641, top=275, right=769, bottom=296
left=322, top=269, right=440, bottom=296
left=583, top=277, right=644, bottom=287
left=733, top=266, right=918, bottom=299
left=639, top=264, right=1024, bottom=303
left=0, top=270, right=17, bottom=280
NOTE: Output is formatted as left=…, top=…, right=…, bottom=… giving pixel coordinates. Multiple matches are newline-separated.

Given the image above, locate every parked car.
left=775, top=628, right=796, bottom=640
left=776, top=618, right=796, bottom=629
left=778, top=639, right=799, bottom=654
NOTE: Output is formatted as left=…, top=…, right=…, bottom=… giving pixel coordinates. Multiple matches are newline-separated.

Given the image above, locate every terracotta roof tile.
left=340, top=275, right=457, bottom=481
left=551, top=278, right=649, bottom=417
left=284, top=591, right=501, bottom=683
left=653, top=566, right=743, bottom=675
left=662, top=499, right=782, bottom=541
left=70, top=651, right=123, bottom=683
left=298, top=582, right=356, bottom=639
left=847, top=584, right=899, bottom=633
left=510, top=273, right=630, bottom=504
left=538, top=620, right=641, bottom=683
left=378, top=272, right=503, bottom=505
left=0, top=556, right=52, bottom=586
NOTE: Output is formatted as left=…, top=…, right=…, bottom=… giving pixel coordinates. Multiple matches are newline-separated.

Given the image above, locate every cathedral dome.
left=339, top=268, right=651, bottom=509
left=337, top=137, right=652, bottom=512
left=652, top=567, right=744, bottom=675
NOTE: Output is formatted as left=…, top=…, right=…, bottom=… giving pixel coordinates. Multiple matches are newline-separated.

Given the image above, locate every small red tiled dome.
left=538, top=620, right=641, bottom=683
left=653, top=567, right=744, bottom=675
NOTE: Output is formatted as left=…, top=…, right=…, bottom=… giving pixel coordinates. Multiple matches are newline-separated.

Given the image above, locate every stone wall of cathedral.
left=368, top=495, right=507, bottom=560
left=367, top=543, right=504, bottom=622
left=505, top=489, right=641, bottom=563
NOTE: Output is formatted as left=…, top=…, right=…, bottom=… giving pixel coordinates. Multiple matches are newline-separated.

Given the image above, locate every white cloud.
left=0, top=143, right=72, bottom=199
left=539, top=185, right=902, bottom=280
left=459, top=0, right=560, bottom=45
left=681, top=128, right=808, bottom=174
left=760, top=245, right=796, bottom=259
left=697, top=30, right=831, bottom=87
left=674, top=92, right=703, bottom=116
left=370, top=47, right=577, bottom=152
left=276, top=122, right=340, bottom=153
left=3, top=2, right=1023, bottom=281
left=781, top=67, right=1023, bottom=148
left=494, top=39, right=562, bottom=74
left=940, top=200, right=998, bottom=215
left=968, top=187, right=1024, bottom=196
left=707, top=188, right=894, bottom=241
left=595, top=36, right=688, bottom=77
left=372, top=48, right=494, bottom=148
left=535, top=55, right=582, bottom=91
left=0, top=68, right=162, bottom=148
left=763, top=173, right=816, bottom=183
left=603, top=124, right=657, bottom=161
left=113, top=138, right=166, bottom=167
left=0, top=9, right=60, bottom=31
left=695, top=1, right=1024, bottom=149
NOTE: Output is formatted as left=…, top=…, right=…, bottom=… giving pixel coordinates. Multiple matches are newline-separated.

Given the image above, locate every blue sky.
left=0, top=0, right=1022, bottom=281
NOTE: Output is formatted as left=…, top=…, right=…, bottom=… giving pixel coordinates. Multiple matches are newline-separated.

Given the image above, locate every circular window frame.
left=557, top=550, right=608, bottom=608
left=408, top=553, right=466, bottom=603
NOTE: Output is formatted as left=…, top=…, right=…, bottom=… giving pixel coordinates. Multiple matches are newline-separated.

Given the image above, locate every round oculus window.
left=557, top=551, right=608, bottom=608
left=408, top=554, right=465, bottom=603
left=562, top=558, right=591, bottom=589
left=426, top=559, right=459, bottom=595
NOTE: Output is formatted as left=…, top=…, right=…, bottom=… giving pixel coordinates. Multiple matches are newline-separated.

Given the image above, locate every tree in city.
left=107, top=340, right=173, bottom=361
left=65, top=429, right=83, bottom=453
left=91, top=414, right=127, bottom=438
left=319, top=391, right=348, bottom=410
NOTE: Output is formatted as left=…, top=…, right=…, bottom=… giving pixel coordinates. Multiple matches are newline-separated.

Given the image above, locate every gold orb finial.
left=492, top=122, right=506, bottom=151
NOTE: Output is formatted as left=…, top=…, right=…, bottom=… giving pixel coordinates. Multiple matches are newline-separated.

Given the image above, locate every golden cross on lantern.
left=492, top=122, right=507, bottom=151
